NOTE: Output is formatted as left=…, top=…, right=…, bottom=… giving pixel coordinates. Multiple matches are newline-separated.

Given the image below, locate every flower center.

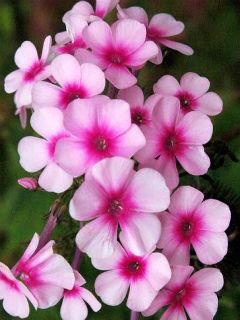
left=111, top=53, right=123, bottom=64
left=165, top=135, right=175, bottom=150
left=132, top=111, right=143, bottom=125
left=182, top=221, right=193, bottom=236
left=95, top=137, right=108, bottom=151
left=108, top=199, right=123, bottom=214
left=175, top=288, right=186, bottom=302
left=128, top=261, right=140, bottom=272
left=24, top=61, right=44, bottom=81
left=180, top=97, right=190, bottom=108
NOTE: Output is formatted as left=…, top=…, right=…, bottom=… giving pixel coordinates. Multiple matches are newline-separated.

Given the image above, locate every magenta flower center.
left=120, top=255, right=146, bottom=280
left=108, top=199, right=123, bottom=214
left=176, top=91, right=196, bottom=112
left=61, top=84, right=88, bottom=108
left=0, top=272, right=19, bottom=291
left=147, top=27, right=164, bottom=42
left=59, top=37, right=86, bottom=55
left=131, top=108, right=148, bottom=126
left=110, top=53, right=123, bottom=64
left=24, top=61, right=44, bottom=82
left=181, top=221, right=193, bottom=236
left=165, top=135, right=176, bottom=151
left=95, top=137, right=108, bottom=151
left=128, top=261, right=140, bottom=272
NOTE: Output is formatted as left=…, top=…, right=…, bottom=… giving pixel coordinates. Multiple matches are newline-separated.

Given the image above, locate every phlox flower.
left=60, top=270, right=101, bottom=320
left=69, top=156, right=170, bottom=258
left=55, top=96, right=146, bottom=177
left=13, top=233, right=75, bottom=309
left=118, top=85, right=161, bottom=127
left=154, top=72, right=223, bottom=116
left=18, top=107, right=73, bottom=193
left=157, top=186, right=231, bottom=265
left=117, top=6, right=193, bottom=64
left=32, top=53, right=105, bottom=110
left=82, top=19, right=158, bottom=89
left=4, top=36, right=52, bottom=109
left=135, top=97, right=213, bottom=190
left=92, top=242, right=171, bottom=312
left=0, top=262, right=37, bottom=318
left=144, top=266, right=224, bottom=320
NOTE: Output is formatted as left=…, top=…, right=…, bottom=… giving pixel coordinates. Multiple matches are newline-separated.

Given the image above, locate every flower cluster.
left=3, top=1, right=230, bottom=320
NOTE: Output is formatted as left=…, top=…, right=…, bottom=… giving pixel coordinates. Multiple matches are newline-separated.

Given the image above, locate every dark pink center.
left=95, top=137, right=108, bottom=151
left=0, top=272, right=19, bottom=291
left=108, top=199, right=123, bottom=214
left=176, top=91, right=196, bottom=113
left=119, top=255, right=146, bottom=281
left=24, top=61, right=44, bottom=82
left=48, top=133, right=69, bottom=158
left=131, top=107, right=148, bottom=126
left=147, top=27, right=164, bottom=42
left=61, top=84, right=88, bottom=108
left=59, top=37, right=87, bottom=55
left=182, top=221, right=193, bottom=236
left=165, top=135, right=176, bottom=151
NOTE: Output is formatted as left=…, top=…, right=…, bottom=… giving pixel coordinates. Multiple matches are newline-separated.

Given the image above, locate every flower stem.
left=130, top=311, right=140, bottom=320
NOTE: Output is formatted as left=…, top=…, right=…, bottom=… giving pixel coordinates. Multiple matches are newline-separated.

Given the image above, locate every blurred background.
left=0, top=0, right=239, bottom=319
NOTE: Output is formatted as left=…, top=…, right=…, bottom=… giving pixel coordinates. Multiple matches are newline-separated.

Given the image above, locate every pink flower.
left=32, top=54, right=105, bottom=110
left=70, top=156, right=170, bottom=258
left=54, top=97, right=146, bottom=177
left=18, top=107, right=73, bottom=193
left=92, top=242, right=171, bottom=312
left=13, top=233, right=75, bottom=309
left=135, top=97, right=213, bottom=190
left=60, top=270, right=101, bottom=320
left=18, top=177, right=39, bottom=190
left=0, top=262, right=37, bottom=318
left=154, top=72, right=223, bottom=116
left=82, top=19, right=158, bottom=89
left=144, top=266, right=224, bottom=320
left=117, top=6, right=193, bottom=64
left=157, top=186, right=231, bottom=265
left=118, top=85, right=161, bottom=127
left=4, top=36, right=52, bottom=108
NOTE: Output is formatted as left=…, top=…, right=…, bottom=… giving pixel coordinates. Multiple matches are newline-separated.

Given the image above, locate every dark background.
left=0, top=0, right=239, bottom=319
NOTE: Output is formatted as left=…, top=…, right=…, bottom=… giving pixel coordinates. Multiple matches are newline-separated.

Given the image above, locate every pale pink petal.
left=192, top=231, right=228, bottom=265
left=41, top=35, right=52, bottom=62
left=95, top=0, right=119, bottom=18
left=4, top=70, right=23, bottom=93
left=164, top=241, right=190, bottom=265
left=188, top=268, right=224, bottom=293
left=125, top=41, right=159, bottom=67
left=161, top=304, right=187, bottom=320
left=51, top=54, right=82, bottom=87
left=91, top=157, right=134, bottom=194
left=157, top=155, right=179, bottom=190
left=63, top=15, right=88, bottom=40
left=55, top=31, right=69, bottom=44
left=105, top=64, right=137, bottom=89
left=180, top=72, right=210, bottom=97
left=160, top=39, right=194, bottom=55
left=176, top=111, right=213, bottom=145
left=76, top=216, right=118, bottom=258
left=157, top=211, right=175, bottom=248
left=117, top=6, right=148, bottom=26
left=176, top=146, right=210, bottom=176
left=18, top=106, right=28, bottom=129
left=95, top=270, right=128, bottom=305
left=144, top=93, right=162, bottom=113
left=142, top=289, right=173, bottom=316
left=39, top=163, right=73, bottom=193
left=32, top=81, right=61, bottom=110
left=74, top=48, right=97, bottom=65
left=153, top=75, right=180, bottom=96
left=184, top=293, right=218, bottom=320
left=18, top=282, right=38, bottom=310
left=196, top=92, right=223, bottom=116
left=71, top=1, right=94, bottom=16
left=152, top=97, right=180, bottom=129
left=127, top=279, right=157, bottom=312
left=150, top=48, right=163, bottom=65
left=145, top=253, right=171, bottom=291
left=81, top=288, right=101, bottom=312
left=18, top=137, right=49, bottom=172
left=14, top=83, right=33, bottom=107
left=3, top=290, right=30, bottom=318
left=149, top=14, right=184, bottom=37
left=15, top=41, right=38, bottom=69
left=61, top=295, right=88, bottom=320
left=79, top=63, right=105, bottom=97
left=166, top=265, right=194, bottom=291
left=30, top=283, right=64, bottom=309
left=118, top=85, right=144, bottom=108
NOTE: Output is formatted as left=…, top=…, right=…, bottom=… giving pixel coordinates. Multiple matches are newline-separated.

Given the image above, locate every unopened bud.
left=18, top=177, right=38, bottom=190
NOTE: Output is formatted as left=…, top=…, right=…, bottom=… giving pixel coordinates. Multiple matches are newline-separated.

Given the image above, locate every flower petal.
left=125, top=41, right=158, bottom=67
left=161, top=304, right=187, bottom=320
left=188, top=268, right=224, bottom=293
left=4, top=70, right=23, bottom=93
left=117, top=6, right=148, bottom=26
left=41, top=35, right=52, bottom=62
left=105, top=64, right=137, bottom=89
left=180, top=72, right=210, bottom=97
left=61, top=295, right=88, bottom=320
left=152, top=96, right=180, bottom=129
left=184, top=293, right=218, bottom=320
left=15, top=41, right=38, bottom=69
left=3, top=290, right=30, bottom=318
left=95, top=0, right=119, bottom=18
left=81, top=287, right=101, bottom=312
left=32, top=81, right=61, bottom=110
left=153, top=75, right=181, bottom=96
left=14, top=83, right=33, bottom=107
left=160, top=39, right=193, bottom=55
left=196, top=92, right=223, bottom=116
left=79, top=63, right=105, bottom=97
left=118, top=85, right=144, bottom=108
left=149, top=13, right=184, bottom=37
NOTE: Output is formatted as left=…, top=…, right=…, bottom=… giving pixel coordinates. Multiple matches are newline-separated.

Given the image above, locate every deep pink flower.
left=117, top=6, right=193, bottom=64
left=157, top=186, right=231, bottom=265
left=93, top=242, right=171, bottom=312
left=118, top=85, right=161, bottom=127
left=4, top=36, right=52, bottom=109
left=18, top=177, right=39, bottom=190
left=82, top=19, right=158, bottom=89
left=70, top=157, right=170, bottom=258
left=18, top=107, right=73, bottom=193
left=0, top=262, right=37, bottom=318
left=144, top=266, right=224, bottom=320
left=32, top=54, right=105, bottom=110
left=55, top=97, right=146, bottom=177
left=135, top=97, right=213, bottom=190
left=60, top=270, right=101, bottom=320
left=13, top=233, right=75, bottom=309
left=154, top=72, right=223, bottom=116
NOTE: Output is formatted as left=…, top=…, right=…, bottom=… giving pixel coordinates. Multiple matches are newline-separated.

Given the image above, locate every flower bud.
left=18, top=177, right=38, bottom=190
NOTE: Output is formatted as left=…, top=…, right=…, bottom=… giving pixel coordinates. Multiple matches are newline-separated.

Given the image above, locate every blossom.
left=69, top=156, right=170, bottom=258
left=18, top=107, right=73, bottom=193
left=13, top=233, right=75, bottom=309
left=18, top=177, right=39, bottom=190
left=32, top=54, right=105, bottom=110
left=117, top=6, right=193, bottom=64
left=118, top=85, right=161, bottom=127
left=4, top=36, right=52, bottom=108
left=54, top=97, right=146, bottom=177
left=154, top=72, right=223, bottom=116
left=82, top=19, right=158, bottom=89
left=157, top=186, right=231, bottom=265
left=93, top=242, right=171, bottom=312
left=0, top=262, right=37, bottom=318
left=135, top=97, right=213, bottom=190
left=144, top=265, right=224, bottom=320
left=60, top=270, right=101, bottom=320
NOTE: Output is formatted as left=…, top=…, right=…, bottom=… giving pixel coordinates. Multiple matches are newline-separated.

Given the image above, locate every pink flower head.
left=118, top=85, right=161, bottom=127
left=154, top=72, right=223, bottom=116
left=60, top=270, right=101, bottom=320
left=135, top=97, right=213, bottom=190
left=32, top=54, right=105, bottom=110
left=117, top=6, right=193, bottom=64
left=18, top=107, right=73, bottom=193
left=13, top=233, right=75, bottom=309
left=70, top=156, right=170, bottom=258
left=0, top=262, right=37, bottom=318
left=55, top=97, right=146, bottom=177
left=158, top=186, right=231, bottom=265
left=144, top=266, right=224, bottom=320
left=18, top=177, right=39, bottom=190
left=92, top=242, right=171, bottom=312
left=82, top=19, right=159, bottom=89
left=4, top=36, right=52, bottom=108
